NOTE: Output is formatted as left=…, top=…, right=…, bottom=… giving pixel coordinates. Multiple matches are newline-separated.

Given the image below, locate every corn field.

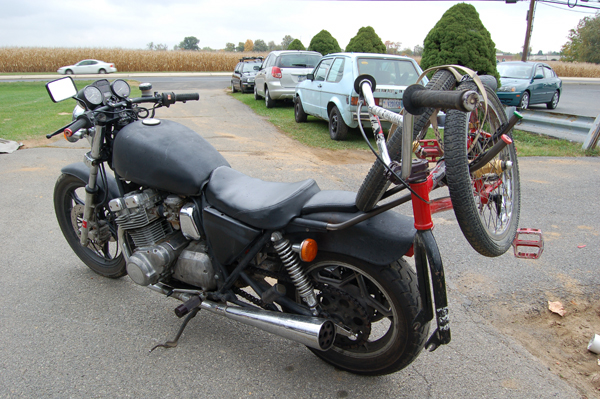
left=0, top=47, right=268, bottom=73
left=1, top=47, right=600, bottom=77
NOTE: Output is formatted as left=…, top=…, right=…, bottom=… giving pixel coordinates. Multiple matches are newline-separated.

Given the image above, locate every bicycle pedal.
left=512, top=228, right=544, bottom=259
left=416, top=139, right=443, bottom=162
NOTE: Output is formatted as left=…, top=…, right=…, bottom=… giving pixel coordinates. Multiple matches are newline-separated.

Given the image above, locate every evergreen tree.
left=287, top=39, right=306, bottom=51
left=345, top=26, right=386, bottom=54
left=420, top=3, right=499, bottom=81
left=308, top=30, right=342, bottom=55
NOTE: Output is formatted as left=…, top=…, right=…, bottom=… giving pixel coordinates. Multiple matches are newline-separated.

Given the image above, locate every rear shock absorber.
left=271, top=232, right=319, bottom=315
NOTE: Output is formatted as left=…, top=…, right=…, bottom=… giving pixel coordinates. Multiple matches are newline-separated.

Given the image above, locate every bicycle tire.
left=355, top=70, right=457, bottom=212
left=444, top=81, right=520, bottom=257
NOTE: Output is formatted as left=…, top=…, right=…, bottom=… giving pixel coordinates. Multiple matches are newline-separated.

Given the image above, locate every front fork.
left=80, top=126, right=103, bottom=246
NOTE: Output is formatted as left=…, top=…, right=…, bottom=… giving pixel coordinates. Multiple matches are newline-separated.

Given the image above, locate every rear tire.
left=355, top=70, right=457, bottom=211
left=54, top=174, right=126, bottom=278
left=328, top=106, right=348, bottom=140
left=295, top=97, right=308, bottom=123
left=444, top=81, right=520, bottom=257
left=301, top=253, right=429, bottom=376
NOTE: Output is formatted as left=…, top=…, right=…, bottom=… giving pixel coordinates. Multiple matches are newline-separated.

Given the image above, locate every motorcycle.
left=44, top=74, right=536, bottom=376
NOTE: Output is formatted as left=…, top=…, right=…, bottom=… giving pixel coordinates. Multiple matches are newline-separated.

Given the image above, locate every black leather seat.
left=205, top=166, right=320, bottom=230
left=301, top=190, right=358, bottom=215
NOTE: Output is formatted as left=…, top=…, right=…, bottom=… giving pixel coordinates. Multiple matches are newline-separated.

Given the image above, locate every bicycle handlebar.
left=403, top=85, right=479, bottom=115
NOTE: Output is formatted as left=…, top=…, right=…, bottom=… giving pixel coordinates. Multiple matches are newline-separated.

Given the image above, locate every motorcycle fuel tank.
left=113, top=119, right=230, bottom=195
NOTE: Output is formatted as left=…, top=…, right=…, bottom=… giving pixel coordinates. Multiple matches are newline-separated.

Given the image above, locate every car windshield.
left=277, top=54, right=321, bottom=69
left=241, top=62, right=260, bottom=72
left=497, top=64, right=533, bottom=79
left=357, top=58, right=419, bottom=86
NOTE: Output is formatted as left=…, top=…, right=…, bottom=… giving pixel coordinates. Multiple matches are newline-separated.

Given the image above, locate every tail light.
left=272, top=66, right=282, bottom=79
left=350, top=96, right=380, bottom=106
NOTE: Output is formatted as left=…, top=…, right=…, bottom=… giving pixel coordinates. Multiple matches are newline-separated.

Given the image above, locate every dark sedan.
left=231, top=57, right=263, bottom=93
left=496, top=61, right=562, bottom=109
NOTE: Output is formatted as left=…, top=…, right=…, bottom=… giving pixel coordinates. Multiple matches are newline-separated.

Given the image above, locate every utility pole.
left=522, top=0, right=536, bottom=61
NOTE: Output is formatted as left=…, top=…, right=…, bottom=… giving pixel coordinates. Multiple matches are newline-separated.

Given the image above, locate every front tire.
left=99, top=69, right=106, bottom=74
left=328, top=106, right=348, bottom=140
left=265, top=87, right=275, bottom=108
left=300, top=253, right=429, bottom=375
left=54, top=174, right=126, bottom=278
left=519, top=91, right=530, bottom=109
left=65, top=69, right=73, bottom=75
left=547, top=90, right=559, bottom=109
left=444, top=81, right=521, bottom=257
left=231, top=81, right=238, bottom=93
left=355, top=70, right=457, bottom=211
left=295, top=97, right=308, bottom=123
left=254, top=85, right=261, bottom=100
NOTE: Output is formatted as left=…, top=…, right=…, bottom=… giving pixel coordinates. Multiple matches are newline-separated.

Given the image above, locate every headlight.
left=498, top=86, right=518, bottom=92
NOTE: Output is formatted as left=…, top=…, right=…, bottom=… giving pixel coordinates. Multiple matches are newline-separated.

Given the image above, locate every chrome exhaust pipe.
left=148, top=284, right=335, bottom=351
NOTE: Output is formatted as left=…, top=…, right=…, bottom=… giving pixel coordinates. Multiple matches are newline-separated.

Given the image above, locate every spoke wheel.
left=54, top=174, right=126, bottom=277
left=299, top=253, right=428, bottom=375
left=444, top=81, right=521, bottom=257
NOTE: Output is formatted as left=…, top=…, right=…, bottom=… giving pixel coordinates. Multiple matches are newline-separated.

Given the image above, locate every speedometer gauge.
left=83, top=86, right=103, bottom=105
left=111, top=79, right=131, bottom=98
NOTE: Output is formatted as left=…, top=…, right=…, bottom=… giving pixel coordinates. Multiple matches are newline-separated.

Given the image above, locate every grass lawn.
left=231, top=92, right=599, bottom=157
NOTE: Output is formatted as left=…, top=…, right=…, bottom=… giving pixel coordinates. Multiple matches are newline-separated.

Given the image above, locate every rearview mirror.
left=46, top=77, right=78, bottom=103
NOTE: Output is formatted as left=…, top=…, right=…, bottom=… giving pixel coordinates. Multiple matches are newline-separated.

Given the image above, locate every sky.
left=1, top=0, right=598, bottom=54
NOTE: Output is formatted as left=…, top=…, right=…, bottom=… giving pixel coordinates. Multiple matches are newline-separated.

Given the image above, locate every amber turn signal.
left=299, top=239, right=318, bottom=262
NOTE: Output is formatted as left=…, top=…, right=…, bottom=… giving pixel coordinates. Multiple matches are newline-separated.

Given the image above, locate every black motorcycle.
left=45, top=74, right=529, bottom=376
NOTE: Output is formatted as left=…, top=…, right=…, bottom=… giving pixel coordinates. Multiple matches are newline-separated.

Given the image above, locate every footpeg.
left=512, top=228, right=544, bottom=259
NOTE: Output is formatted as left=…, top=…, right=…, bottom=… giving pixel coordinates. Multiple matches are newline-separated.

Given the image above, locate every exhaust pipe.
left=149, top=284, right=335, bottom=351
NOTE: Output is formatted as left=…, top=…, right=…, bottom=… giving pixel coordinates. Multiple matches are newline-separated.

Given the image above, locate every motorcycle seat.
left=301, top=190, right=358, bottom=215
left=205, top=166, right=320, bottom=230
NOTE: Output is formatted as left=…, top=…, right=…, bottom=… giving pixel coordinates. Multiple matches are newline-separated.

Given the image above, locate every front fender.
left=61, top=162, right=120, bottom=200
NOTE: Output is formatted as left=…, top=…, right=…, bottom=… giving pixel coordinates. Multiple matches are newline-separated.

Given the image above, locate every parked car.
left=294, top=52, right=425, bottom=140
left=254, top=50, right=322, bottom=108
left=231, top=57, right=263, bottom=93
left=57, top=60, right=117, bottom=75
left=496, top=61, right=562, bottom=109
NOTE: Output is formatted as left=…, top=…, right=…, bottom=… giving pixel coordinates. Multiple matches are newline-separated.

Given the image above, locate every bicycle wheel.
left=444, top=81, right=520, bottom=257
left=54, top=173, right=126, bottom=277
left=355, top=70, right=457, bottom=212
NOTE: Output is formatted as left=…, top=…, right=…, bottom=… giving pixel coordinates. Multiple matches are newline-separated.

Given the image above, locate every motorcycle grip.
left=46, top=117, right=89, bottom=139
left=175, top=93, right=200, bottom=102
left=402, top=85, right=479, bottom=116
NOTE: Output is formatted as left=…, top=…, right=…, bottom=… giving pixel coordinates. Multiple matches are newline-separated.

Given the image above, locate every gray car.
left=254, top=50, right=322, bottom=108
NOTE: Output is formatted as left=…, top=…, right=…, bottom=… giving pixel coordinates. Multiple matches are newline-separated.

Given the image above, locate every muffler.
left=148, top=284, right=335, bottom=351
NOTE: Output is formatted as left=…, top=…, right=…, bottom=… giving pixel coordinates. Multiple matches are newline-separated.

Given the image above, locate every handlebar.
left=46, top=114, right=92, bottom=139
left=130, top=92, right=199, bottom=106
left=402, top=85, right=479, bottom=115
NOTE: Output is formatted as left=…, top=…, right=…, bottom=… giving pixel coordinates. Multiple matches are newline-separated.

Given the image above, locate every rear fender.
left=61, top=162, right=120, bottom=200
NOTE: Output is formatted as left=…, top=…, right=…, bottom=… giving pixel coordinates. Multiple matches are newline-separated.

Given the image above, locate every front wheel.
left=231, top=81, right=238, bottom=93
left=99, top=69, right=106, bottom=74
left=265, top=87, right=275, bottom=108
left=300, top=253, right=429, bottom=375
left=547, top=90, right=559, bottom=109
left=54, top=174, right=126, bottom=278
left=444, top=81, right=521, bottom=257
left=295, top=97, right=307, bottom=123
left=254, top=85, right=261, bottom=100
left=519, top=91, right=530, bottom=110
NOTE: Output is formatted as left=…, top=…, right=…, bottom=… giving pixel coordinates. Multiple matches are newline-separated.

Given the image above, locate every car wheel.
left=329, top=106, right=348, bottom=141
left=547, top=90, right=559, bottom=109
left=519, top=91, right=530, bottom=110
left=99, top=69, right=106, bottom=74
left=295, top=97, right=307, bottom=123
left=231, top=81, right=238, bottom=93
left=265, top=87, right=275, bottom=108
left=254, top=85, right=261, bottom=100
left=66, top=70, right=73, bottom=75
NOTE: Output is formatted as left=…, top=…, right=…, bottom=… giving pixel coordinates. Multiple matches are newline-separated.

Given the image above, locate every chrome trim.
left=180, top=204, right=201, bottom=240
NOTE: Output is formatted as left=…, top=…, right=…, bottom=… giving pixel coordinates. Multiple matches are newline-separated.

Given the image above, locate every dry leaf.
left=549, top=301, right=566, bottom=317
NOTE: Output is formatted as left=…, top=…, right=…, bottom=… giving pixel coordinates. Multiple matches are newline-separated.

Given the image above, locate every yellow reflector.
left=300, top=239, right=318, bottom=262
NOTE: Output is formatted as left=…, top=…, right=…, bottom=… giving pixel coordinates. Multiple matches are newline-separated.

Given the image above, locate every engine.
left=109, top=189, right=216, bottom=291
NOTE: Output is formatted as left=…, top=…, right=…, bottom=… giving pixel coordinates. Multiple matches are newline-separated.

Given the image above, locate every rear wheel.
left=54, top=174, right=126, bottom=278
left=355, top=70, right=457, bottom=211
left=265, top=87, right=275, bottom=108
left=295, top=97, right=308, bottom=123
left=444, top=81, right=520, bottom=257
left=328, top=106, right=348, bottom=140
left=300, top=253, right=428, bottom=376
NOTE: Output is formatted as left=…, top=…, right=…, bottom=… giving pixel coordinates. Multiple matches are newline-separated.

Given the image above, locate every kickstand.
left=149, top=307, right=200, bottom=352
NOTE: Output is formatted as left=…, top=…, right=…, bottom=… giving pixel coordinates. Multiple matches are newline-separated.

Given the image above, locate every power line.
left=539, top=1, right=600, bottom=12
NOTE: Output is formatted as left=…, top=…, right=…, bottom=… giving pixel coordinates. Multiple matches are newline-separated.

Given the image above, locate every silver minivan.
left=254, top=50, right=322, bottom=108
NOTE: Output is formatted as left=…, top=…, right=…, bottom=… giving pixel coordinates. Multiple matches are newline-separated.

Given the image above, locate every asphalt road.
left=1, top=78, right=597, bottom=398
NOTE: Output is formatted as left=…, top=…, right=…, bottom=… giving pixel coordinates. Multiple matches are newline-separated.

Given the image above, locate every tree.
left=420, top=3, right=499, bottom=82
left=254, top=39, right=268, bottom=52
left=225, top=42, right=236, bottom=52
left=268, top=41, right=281, bottom=51
left=236, top=42, right=245, bottom=52
left=413, top=45, right=424, bottom=56
left=147, top=42, right=168, bottom=51
left=287, top=39, right=306, bottom=51
left=561, top=13, right=600, bottom=64
left=385, top=41, right=401, bottom=55
left=537, top=50, right=544, bottom=55
left=281, top=35, right=294, bottom=50
left=308, top=30, right=341, bottom=55
left=244, top=39, right=254, bottom=52
left=401, top=47, right=413, bottom=56
left=345, top=26, right=386, bottom=54
left=178, top=36, right=200, bottom=51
